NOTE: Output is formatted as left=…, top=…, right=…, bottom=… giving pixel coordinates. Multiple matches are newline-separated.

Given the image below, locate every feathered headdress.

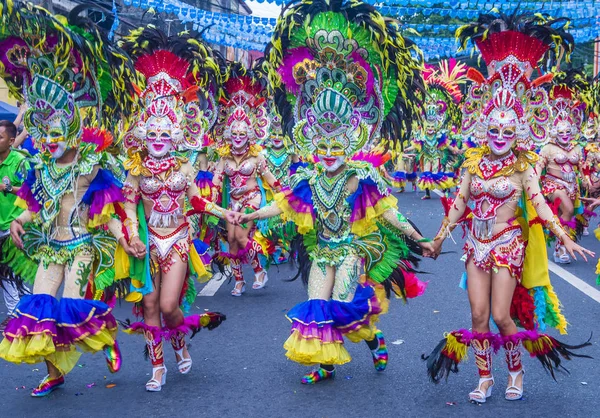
left=422, top=59, right=468, bottom=131
left=214, top=61, right=270, bottom=156
left=547, top=69, right=590, bottom=140
left=0, top=1, right=138, bottom=149
left=266, top=0, right=425, bottom=158
left=457, top=10, right=573, bottom=150
left=583, top=76, right=600, bottom=141
left=119, top=26, right=221, bottom=156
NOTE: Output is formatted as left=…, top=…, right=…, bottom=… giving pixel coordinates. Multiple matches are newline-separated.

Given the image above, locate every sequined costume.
left=210, top=62, right=281, bottom=295
left=538, top=70, right=590, bottom=263
left=409, top=59, right=467, bottom=197
left=261, top=0, right=431, bottom=384
left=425, top=12, right=591, bottom=401
left=117, top=27, right=225, bottom=391
left=0, top=1, right=138, bottom=395
left=257, top=100, right=300, bottom=263
left=583, top=113, right=600, bottom=197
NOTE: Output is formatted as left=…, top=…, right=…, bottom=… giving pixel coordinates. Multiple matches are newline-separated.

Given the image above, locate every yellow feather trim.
left=87, top=203, right=115, bottom=228
left=273, top=191, right=314, bottom=234
left=463, top=146, right=538, bottom=178
left=443, top=332, right=470, bottom=363
left=350, top=194, right=397, bottom=236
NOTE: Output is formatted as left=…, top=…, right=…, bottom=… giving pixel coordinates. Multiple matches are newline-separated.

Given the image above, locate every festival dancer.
left=258, top=103, right=300, bottom=262
left=234, top=0, right=433, bottom=384
left=117, top=27, right=227, bottom=392
left=538, top=69, right=589, bottom=263
left=426, top=12, right=594, bottom=403
left=210, top=62, right=281, bottom=296
left=0, top=2, right=139, bottom=396
left=408, top=60, right=466, bottom=199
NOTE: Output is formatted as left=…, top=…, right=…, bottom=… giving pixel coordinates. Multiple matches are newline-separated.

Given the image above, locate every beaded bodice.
left=310, top=169, right=354, bottom=239
left=224, top=158, right=257, bottom=198
left=470, top=176, right=517, bottom=220
left=138, top=158, right=191, bottom=228
left=265, top=147, right=292, bottom=183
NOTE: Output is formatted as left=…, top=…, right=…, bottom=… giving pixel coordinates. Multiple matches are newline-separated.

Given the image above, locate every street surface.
left=1, top=190, right=598, bottom=418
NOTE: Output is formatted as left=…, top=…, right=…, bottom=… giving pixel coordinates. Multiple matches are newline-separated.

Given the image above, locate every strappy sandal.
left=146, top=366, right=167, bottom=392
left=505, top=369, right=524, bottom=401
left=231, top=281, right=246, bottom=297
left=175, top=347, right=192, bottom=374
left=469, top=376, right=494, bottom=404
left=252, top=270, right=269, bottom=290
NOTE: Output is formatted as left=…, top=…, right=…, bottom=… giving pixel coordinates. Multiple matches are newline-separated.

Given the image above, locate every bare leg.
left=466, top=260, right=492, bottom=333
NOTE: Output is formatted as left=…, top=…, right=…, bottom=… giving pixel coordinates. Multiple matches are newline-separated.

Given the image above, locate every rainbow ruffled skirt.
left=0, top=294, right=117, bottom=375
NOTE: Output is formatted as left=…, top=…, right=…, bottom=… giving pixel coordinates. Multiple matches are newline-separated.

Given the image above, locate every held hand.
left=10, top=220, right=25, bottom=249
left=431, top=239, right=443, bottom=260
left=129, top=236, right=147, bottom=259
left=119, top=237, right=135, bottom=257
left=225, top=210, right=239, bottom=225
left=581, top=197, right=600, bottom=211
left=240, top=212, right=256, bottom=225
left=418, top=240, right=436, bottom=258
left=564, top=238, right=595, bottom=262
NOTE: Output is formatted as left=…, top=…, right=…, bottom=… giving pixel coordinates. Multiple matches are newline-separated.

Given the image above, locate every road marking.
left=547, top=261, right=600, bottom=304
left=198, top=265, right=230, bottom=296
left=433, top=189, right=600, bottom=303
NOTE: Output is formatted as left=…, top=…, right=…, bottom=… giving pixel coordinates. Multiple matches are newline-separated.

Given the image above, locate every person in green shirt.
left=0, top=120, right=30, bottom=331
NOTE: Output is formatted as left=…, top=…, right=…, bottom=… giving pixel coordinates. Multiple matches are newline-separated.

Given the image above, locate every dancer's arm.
left=121, top=174, right=145, bottom=258
left=524, top=166, right=594, bottom=261
left=434, top=170, right=472, bottom=243
left=257, top=156, right=282, bottom=193
left=240, top=203, right=283, bottom=223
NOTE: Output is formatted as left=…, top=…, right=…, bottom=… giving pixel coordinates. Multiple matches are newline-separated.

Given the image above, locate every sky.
left=245, top=1, right=282, bottom=18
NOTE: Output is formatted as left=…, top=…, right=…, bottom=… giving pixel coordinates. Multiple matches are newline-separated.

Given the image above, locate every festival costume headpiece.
left=266, top=0, right=425, bottom=159
left=120, top=26, right=221, bottom=163
left=583, top=77, right=600, bottom=141
left=423, top=59, right=468, bottom=131
left=0, top=1, right=138, bottom=151
left=547, top=69, right=590, bottom=140
left=214, top=61, right=270, bottom=156
left=457, top=11, right=573, bottom=151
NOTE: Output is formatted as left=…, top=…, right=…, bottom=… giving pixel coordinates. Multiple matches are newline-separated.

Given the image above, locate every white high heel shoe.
left=146, top=366, right=167, bottom=392
left=252, top=270, right=269, bottom=290
left=231, top=281, right=246, bottom=297
left=469, top=376, right=494, bottom=403
left=505, top=369, right=524, bottom=401
left=553, top=245, right=571, bottom=264
left=175, top=347, right=192, bottom=374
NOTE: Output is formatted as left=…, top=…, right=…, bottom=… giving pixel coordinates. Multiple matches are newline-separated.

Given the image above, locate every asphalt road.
left=1, top=190, right=599, bottom=418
